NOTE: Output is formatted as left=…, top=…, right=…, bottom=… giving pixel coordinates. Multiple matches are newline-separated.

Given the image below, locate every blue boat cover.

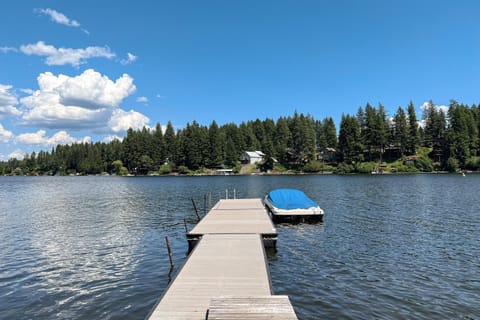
left=267, top=189, right=318, bottom=210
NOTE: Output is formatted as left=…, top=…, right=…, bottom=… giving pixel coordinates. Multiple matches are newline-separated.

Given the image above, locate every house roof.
left=245, top=151, right=264, bottom=158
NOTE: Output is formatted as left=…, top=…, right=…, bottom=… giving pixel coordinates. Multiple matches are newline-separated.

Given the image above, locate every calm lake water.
left=0, top=174, right=479, bottom=319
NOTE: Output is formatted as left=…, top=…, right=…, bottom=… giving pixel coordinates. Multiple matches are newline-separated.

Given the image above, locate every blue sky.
left=2, top=1, right=480, bottom=160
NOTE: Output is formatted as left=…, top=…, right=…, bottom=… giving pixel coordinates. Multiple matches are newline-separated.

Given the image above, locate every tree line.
left=2, top=101, right=480, bottom=175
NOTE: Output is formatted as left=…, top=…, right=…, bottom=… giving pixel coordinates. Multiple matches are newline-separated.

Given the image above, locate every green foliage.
left=159, top=163, right=173, bottom=174
left=259, top=156, right=275, bottom=172
left=445, top=157, right=459, bottom=173
left=335, top=162, right=355, bottom=174
left=407, top=101, right=420, bottom=155
left=177, top=166, right=190, bottom=175
left=233, top=162, right=242, bottom=174
left=356, top=162, right=376, bottom=174
left=111, top=160, right=128, bottom=175
left=3, top=103, right=480, bottom=175
left=273, top=163, right=288, bottom=172
left=118, top=166, right=129, bottom=176
left=416, top=154, right=434, bottom=172
left=338, top=114, right=362, bottom=162
left=392, top=163, right=419, bottom=173
left=464, top=157, right=480, bottom=170
left=303, top=160, right=323, bottom=173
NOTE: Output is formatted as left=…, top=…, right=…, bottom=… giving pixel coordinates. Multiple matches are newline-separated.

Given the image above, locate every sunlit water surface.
left=0, top=175, right=479, bottom=319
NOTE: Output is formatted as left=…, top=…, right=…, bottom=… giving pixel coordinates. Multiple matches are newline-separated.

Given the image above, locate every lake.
left=0, top=174, right=479, bottom=319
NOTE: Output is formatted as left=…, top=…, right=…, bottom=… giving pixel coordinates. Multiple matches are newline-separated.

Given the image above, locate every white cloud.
left=103, top=135, right=123, bottom=143
left=19, top=69, right=148, bottom=134
left=120, top=52, right=137, bottom=65
left=57, top=69, right=136, bottom=109
left=16, top=130, right=49, bottom=144
left=35, top=8, right=80, bottom=27
left=137, top=96, right=148, bottom=103
left=108, top=109, right=150, bottom=133
left=421, top=101, right=448, bottom=114
left=0, top=123, right=14, bottom=142
left=420, top=101, right=449, bottom=128
left=0, top=84, right=21, bottom=117
left=8, top=149, right=25, bottom=160
left=0, top=105, right=21, bottom=118
left=16, top=130, right=90, bottom=146
left=20, top=41, right=115, bottom=67
left=0, top=47, right=18, bottom=53
left=20, top=88, right=35, bottom=95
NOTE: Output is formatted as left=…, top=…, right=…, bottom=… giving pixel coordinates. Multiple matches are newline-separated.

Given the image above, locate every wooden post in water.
left=203, top=193, right=207, bottom=215
left=165, top=236, right=174, bottom=270
left=191, top=198, right=201, bottom=222
left=208, top=192, right=212, bottom=211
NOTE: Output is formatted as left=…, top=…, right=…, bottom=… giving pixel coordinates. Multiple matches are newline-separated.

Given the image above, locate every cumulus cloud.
left=120, top=52, right=137, bottom=65
left=16, top=130, right=90, bottom=146
left=57, top=69, right=136, bottom=109
left=20, top=41, right=115, bottom=67
left=19, top=69, right=148, bottom=134
left=8, top=149, right=25, bottom=160
left=137, top=96, right=148, bottom=104
left=0, top=84, right=21, bottom=117
left=0, top=123, right=14, bottom=142
left=35, top=8, right=80, bottom=27
left=108, top=109, right=150, bottom=133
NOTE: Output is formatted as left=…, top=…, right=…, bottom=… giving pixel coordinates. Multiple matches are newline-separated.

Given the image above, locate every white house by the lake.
left=240, top=151, right=265, bottom=165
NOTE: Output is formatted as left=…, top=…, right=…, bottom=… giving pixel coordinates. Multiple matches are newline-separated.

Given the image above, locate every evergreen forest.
left=2, top=100, right=480, bottom=176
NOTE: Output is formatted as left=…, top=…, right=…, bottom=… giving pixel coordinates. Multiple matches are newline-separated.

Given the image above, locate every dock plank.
left=188, top=199, right=276, bottom=236
left=147, top=234, right=272, bottom=320
left=208, top=296, right=298, bottom=320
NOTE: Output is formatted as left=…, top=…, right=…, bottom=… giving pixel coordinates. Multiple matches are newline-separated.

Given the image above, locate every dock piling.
left=191, top=197, right=201, bottom=222
left=165, top=236, right=174, bottom=270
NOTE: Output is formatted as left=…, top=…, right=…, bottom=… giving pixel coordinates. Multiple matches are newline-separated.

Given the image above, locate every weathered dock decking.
left=146, top=198, right=297, bottom=320
left=187, top=198, right=278, bottom=250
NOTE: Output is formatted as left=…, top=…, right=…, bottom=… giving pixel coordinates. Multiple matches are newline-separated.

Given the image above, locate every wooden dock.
left=187, top=198, right=278, bottom=251
left=146, top=198, right=297, bottom=320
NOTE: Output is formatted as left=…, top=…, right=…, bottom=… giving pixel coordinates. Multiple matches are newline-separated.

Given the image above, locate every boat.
left=264, top=188, right=324, bottom=223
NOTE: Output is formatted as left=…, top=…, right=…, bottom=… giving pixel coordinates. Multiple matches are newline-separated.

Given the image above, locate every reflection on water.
left=0, top=175, right=479, bottom=319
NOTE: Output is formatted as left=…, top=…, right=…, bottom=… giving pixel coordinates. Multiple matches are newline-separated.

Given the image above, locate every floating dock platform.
left=187, top=198, right=278, bottom=251
left=146, top=198, right=297, bottom=320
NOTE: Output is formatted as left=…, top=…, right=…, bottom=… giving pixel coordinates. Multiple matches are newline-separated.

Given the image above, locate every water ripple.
left=1, top=175, right=479, bottom=319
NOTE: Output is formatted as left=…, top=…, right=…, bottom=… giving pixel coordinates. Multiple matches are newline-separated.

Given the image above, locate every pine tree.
left=164, top=121, right=177, bottom=164
left=275, top=117, right=292, bottom=164
left=376, top=103, right=389, bottom=159
left=152, top=123, right=165, bottom=166
left=207, top=120, right=224, bottom=167
left=393, top=107, right=409, bottom=155
left=406, top=101, right=419, bottom=155
left=338, top=114, right=361, bottom=162
left=323, top=117, right=338, bottom=149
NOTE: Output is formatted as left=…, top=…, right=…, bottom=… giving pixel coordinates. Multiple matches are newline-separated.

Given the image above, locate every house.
left=317, top=147, right=337, bottom=163
left=240, top=151, right=265, bottom=165
left=404, top=155, right=418, bottom=166
left=216, top=169, right=233, bottom=175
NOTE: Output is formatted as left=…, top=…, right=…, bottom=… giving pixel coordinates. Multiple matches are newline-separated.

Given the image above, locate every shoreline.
left=3, top=170, right=478, bottom=177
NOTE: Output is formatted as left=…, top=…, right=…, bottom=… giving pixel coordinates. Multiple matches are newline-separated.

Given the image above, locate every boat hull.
left=264, top=196, right=324, bottom=223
